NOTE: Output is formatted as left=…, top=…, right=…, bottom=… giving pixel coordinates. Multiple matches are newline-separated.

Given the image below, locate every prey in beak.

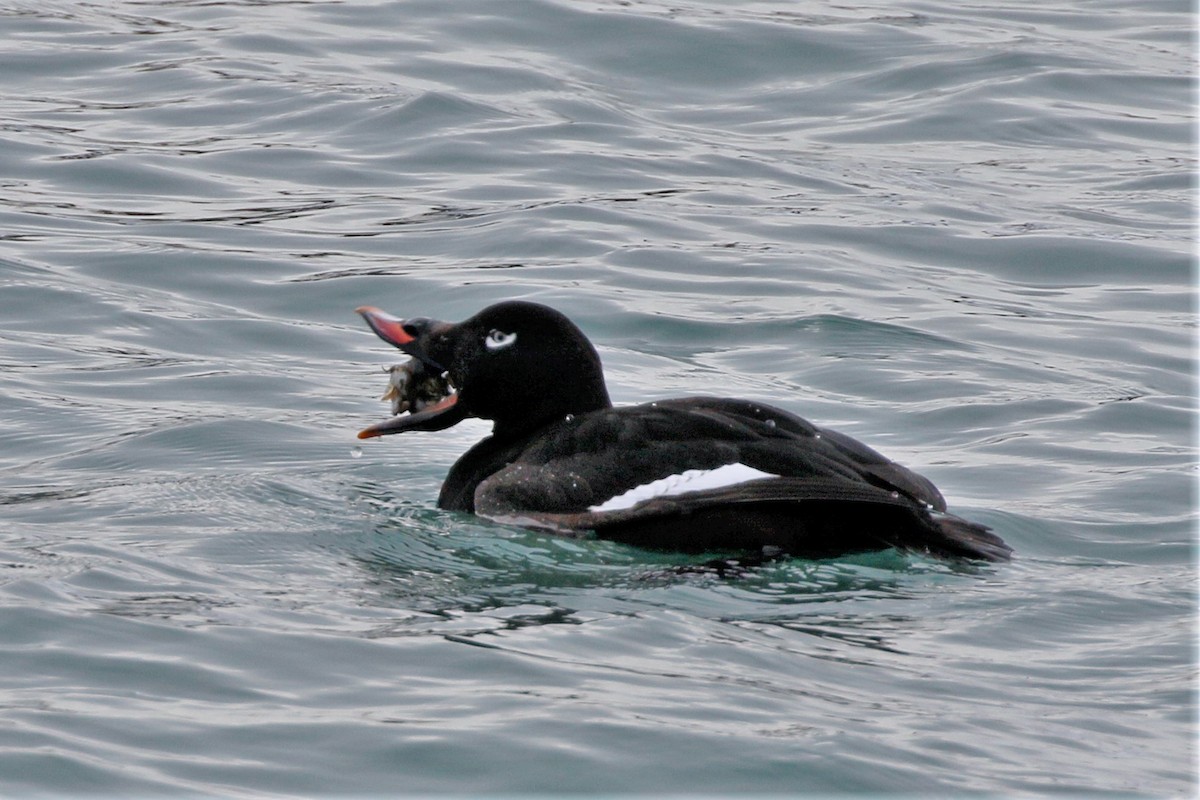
left=355, top=306, right=467, bottom=438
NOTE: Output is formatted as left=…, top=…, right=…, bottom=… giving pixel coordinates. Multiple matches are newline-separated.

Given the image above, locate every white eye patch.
left=485, top=329, right=518, bottom=351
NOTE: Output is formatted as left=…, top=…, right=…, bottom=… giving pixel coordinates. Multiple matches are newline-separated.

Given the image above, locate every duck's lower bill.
left=357, top=359, right=463, bottom=438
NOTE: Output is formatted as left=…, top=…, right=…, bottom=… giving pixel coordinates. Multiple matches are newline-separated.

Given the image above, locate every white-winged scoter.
left=355, top=300, right=1011, bottom=562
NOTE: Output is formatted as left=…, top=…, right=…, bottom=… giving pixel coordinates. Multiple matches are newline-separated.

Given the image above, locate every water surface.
left=0, top=0, right=1195, bottom=795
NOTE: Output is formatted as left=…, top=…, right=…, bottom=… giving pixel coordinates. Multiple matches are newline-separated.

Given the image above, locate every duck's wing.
left=475, top=456, right=1007, bottom=561
left=664, top=396, right=948, bottom=511
left=470, top=399, right=1008, bottom=560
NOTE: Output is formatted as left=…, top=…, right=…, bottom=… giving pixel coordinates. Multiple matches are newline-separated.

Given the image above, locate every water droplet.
left=890, top=491, right=900, bottom=499
left=564, top=414, right=575, bottom=422
left=814, top=433, right=822, bottom=440
left=351, top=446, right=363, bottom=459
left=764, top=419, right=776, bottom=428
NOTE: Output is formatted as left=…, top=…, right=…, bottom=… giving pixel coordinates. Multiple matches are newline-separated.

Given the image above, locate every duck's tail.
left=927, top=512, right=1012, bottom=562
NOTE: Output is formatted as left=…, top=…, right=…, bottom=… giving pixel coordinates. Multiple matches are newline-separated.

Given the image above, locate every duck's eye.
left=485, top=329, right=517, bottom=351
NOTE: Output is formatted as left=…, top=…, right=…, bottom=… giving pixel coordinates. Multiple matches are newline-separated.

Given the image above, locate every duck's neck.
left=438, top=434, right=528, bottom=512
left=491, top=382, right=612, bottom=441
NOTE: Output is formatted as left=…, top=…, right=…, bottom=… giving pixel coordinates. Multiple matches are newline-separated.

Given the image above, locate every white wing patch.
left=588, top=463, right=779, bottom=513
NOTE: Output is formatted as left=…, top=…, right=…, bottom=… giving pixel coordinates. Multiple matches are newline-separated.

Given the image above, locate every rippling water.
left=1, top=0, right=1195, bottom=795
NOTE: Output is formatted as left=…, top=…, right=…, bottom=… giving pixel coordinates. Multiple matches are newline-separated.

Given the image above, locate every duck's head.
left=356, top=300, right=611, bottom=440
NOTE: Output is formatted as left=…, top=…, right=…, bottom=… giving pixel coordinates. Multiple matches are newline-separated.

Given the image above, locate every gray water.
left=1, top=0, right=1195, bottom=795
